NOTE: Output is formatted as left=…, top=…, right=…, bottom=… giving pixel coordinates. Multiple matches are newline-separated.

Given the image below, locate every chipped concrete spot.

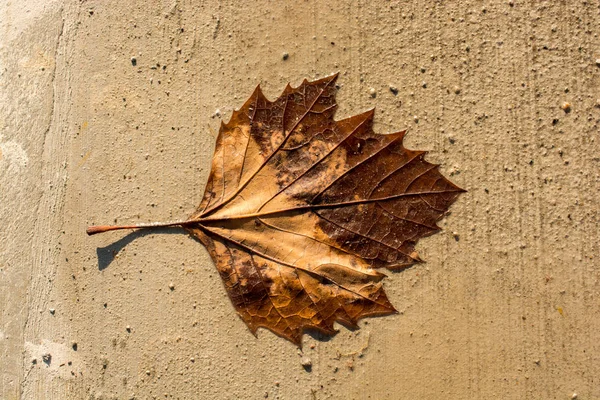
left=19, top=45, right=56, bottom=72
left=0, top=134, right=29, bottom=168
left=24, top=340, right=79, bottom=379
left=1, top=0, right=62, bottom=43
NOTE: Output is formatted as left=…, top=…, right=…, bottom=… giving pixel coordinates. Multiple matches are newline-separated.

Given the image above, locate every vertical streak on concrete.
left=0, top=1, right=68, bottom=398
left=19, top=3, right=76, bottom=399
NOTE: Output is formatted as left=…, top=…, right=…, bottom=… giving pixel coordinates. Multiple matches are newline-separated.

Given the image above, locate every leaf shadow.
left=96, top=227, right=186, bottom=270
left=303, top=319, right=363, bottom=344
left=305, top=328, right=337, bottom=343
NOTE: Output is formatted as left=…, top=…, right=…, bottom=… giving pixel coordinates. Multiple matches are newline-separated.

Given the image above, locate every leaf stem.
left=86, top=220, right=193, bottom=236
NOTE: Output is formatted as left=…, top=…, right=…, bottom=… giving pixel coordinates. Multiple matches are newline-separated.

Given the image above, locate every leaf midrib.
left=195, top=188, right=464, bottom=223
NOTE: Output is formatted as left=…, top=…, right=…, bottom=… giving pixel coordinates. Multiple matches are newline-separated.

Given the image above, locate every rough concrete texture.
left=2, top=1, right=600, bottom=399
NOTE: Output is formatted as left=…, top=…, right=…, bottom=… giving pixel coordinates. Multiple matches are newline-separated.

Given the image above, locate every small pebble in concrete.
left=561, top=102, right=571, bottom=113
left=49, top=308, right=55, bottom=315
left=282, top=52, right=289, bottom=61
left=126, top=325, right=131, bottom=333
left=301, top=356, right=312, bottom=371
left=369, top=88, right=376, bottom=98
left=169, top=283, right=175, bottom=291
left=595, top=59, right=600, bottom=67
left=131, top=57, right=137, bottom=66
left=389, top=85, right=399, bottom=96
left=346, top=359, right=354, bottom=371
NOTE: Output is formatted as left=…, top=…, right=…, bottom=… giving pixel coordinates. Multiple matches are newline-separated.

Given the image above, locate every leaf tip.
left=390, top=129, right=407, bottom=140
left=327, top=72, right=339, bottom=84
left=292, top=334, right=304, bottom=349
left=247, top=83, right=268, bottom=106
left=310, top=72, right=339, bottom=88
left=327, top=72, right=340, bottom=85
left=411, top=252, right=424, bottom=263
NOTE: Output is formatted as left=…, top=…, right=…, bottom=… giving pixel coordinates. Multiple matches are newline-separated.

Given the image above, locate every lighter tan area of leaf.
left=203, top=215, right=375, bottom=275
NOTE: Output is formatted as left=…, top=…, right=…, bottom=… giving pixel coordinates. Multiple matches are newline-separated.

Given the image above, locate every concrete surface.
left=1, top=1, right=600, bottom=399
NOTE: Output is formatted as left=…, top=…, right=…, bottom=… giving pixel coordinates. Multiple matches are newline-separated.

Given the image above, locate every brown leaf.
left=88, top=74, right=464, bottom=346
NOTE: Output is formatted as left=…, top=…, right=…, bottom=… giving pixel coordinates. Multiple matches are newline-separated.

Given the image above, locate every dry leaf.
left=88, top=74, right=464, bottom=346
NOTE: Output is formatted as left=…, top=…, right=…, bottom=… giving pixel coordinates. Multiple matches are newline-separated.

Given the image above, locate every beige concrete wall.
left=2, top=1, right=599, bottom=399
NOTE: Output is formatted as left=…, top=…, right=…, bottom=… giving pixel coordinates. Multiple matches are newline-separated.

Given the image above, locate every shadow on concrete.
left=96, top=227, right=187, bottom=270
